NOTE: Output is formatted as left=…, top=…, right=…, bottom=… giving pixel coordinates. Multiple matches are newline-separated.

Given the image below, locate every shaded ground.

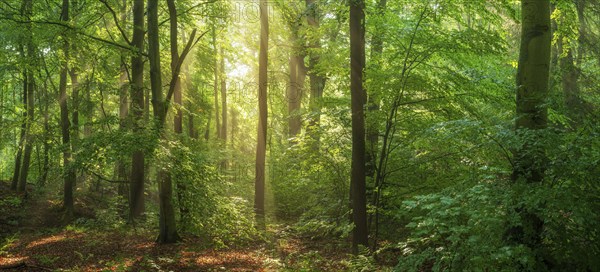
left=0, top=182, right=355, bottom=271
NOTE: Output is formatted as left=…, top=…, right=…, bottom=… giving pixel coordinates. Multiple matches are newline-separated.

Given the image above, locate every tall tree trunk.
left=366, top=0, right=387, bottom=249
left=366, top=0, right=386, bottom=179
left=18, top=59, right=35, bottom=193
left=152, top=0, right=180, bottom=244
left=129, top=0, right=145, bottom=219
left=213, top=28, right=221, bottom=139
left=558, top=39, right=583, bottom=126
left=510, top=0, right=551, bottom=269
left=287, top=28, right=305, bottom=138
left=513, top=0, right=552, bottom=181
left=220, top=47, right=228, bottom=143
left=59, top=0, right=76, bottom=217
left=116, top=0, right=129, bottom=199
left=39, top=78, right=50, bottom=186
left=11, top=70, right=26, bottom=191
left=117, top=62, right=129, bottom=198
left=167, top=0, right=189, bottom=231
left=255, top=0, right=269, bottom=219
left=350, top=0, right=368, bottom=254
left=305, top=0, right=326, bottom=148
left=220, top=47, right=228, bottom=171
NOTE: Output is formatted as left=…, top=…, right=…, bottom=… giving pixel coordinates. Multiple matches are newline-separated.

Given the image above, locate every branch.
left=99, top=0, right=131, bottom=45
left=0, top=17, right=143, bottom=55
left=158, top=0, right=218, bottom=27
left=165, top=28, right=209, bottom=104
left=88, top=170, right=129, bottom=184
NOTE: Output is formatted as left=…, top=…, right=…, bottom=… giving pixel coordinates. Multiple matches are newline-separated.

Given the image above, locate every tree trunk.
left=350, top=0, right=368, bottom=254
left=220, top=47, right=228, bottom=143
left=129, top=0, right=145, bottom=219
left=366, top=0, right=386, bottom=179
left=11, top=70, right=26, bottom=191
left=287, top=28, right=306, bottom=138
left=255, top=0, right=269, bottom=219
left=113, top=0, right=128, bottom=199
left=213, top=28, right=221, bottom=139
left=305, top=0, right=326, bottom=149
left=18, top=61, right=34, bottom=193
left=167, top=0, right=189, bottom=230
left=59, top=0, right=76, bottom=217
left=117, top=61, right=129, bottom=198
left=558, top=39, right=583, bottom=126
left=153, top=0, right=180, bottom=244
left=513, top=0, right=551, bottom=180
left=188, top=114, right=197, bottom=138
left=510, top=0, right=551, bottom=269
left=366, top=0, right=387, bottom=249
left=39, top=79, right=50, bottom=186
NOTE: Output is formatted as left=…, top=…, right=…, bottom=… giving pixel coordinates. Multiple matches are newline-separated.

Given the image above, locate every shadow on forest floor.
left=0, top=181, right=357, bottom=271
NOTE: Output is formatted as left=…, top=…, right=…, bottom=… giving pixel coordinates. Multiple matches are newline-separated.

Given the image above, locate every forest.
left=0, top=0, right=599, bottom=271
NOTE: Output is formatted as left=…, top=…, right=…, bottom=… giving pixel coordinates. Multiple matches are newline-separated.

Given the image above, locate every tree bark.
left=510, top=0, right=551, bottom=269
left=129, top=0, right=145, bottom=219
left=366, top=0, right=386, bottom=179
left=167, top=0, right=190, bottom=231
left=11, top=70, right=26, bottom=191
left=153, top=0, right=180, bottom=244
left=17, top=59, right=34, bottom=193
left=59, top=0, right=76, bottom=217
left=350, top=0, right=368, bottom=254
left=513, top=0, right=551, bottom=180
left=287, top=28, right=305, bottom=138
left=220, top=47, right=228, bottom=143
left=366, top=0, right=387, bottom=249
left=213, top=27, right=221, bottom=139
left=255, top=0, right=269, bottom=219
left=305, top=0, right=326, bottom=148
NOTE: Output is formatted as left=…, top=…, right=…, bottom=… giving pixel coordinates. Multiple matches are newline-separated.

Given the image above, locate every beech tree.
left=350, top=0, right=368, bottom=253
left=254, top=0, right=269, bottom=219
left=510, top=0, right=552, bottom=269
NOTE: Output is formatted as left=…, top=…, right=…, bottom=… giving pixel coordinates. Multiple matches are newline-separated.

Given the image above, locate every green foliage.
left=396, top=183, right=522, bottom=271
left=158, top=137, right=259, bottom=248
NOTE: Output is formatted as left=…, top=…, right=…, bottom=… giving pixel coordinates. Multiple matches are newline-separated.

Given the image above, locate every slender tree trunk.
left=255, top=0, right=269, bottom=219
left=115, top=0, right=129, bottom=199
left=70, top=70, right=80, bottom=187
left=366, top=0, right=387, bottom=249
left=117, top=62, right=129, bottom=198
left=70, top=70, right=79, bottom=146
left=350, top=0, right=368, bottom=254
left=152, top=0, right=180, bottom=244
left=39, top=79, right=50, bottom=186
left=129, top=0, right=145, bottom=219
left=220, top=47, right=228, bottom=170
left=558, top=39, right=583, bottom=126
left=220, top=48, right=228, bottom=143
left=287, top=28, right=305, bottom=138
left=59, top=0, right=76, bottom=217
left=204, top=110, right=211, bottom=140
left=305, top=0, right=326, bottom=148
left=188, top=114, right=196, bottom=138
left=167, top=0, right=189, bottom=230
left=213, top=28, right=221, bottom=139
left=510, top=0, right=551, bottom=269
left=18, top=62, right=34, bottom=193
left=11, top=70, right=26, bottom=191
left=366, top=0, right=386, bottom=179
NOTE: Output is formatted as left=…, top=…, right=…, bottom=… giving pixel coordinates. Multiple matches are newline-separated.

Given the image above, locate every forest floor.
left=0, top=182, right=368, bottom=271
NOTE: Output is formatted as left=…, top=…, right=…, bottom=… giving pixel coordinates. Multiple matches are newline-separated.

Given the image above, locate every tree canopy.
left=1, top=0, right=599, bottom=271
